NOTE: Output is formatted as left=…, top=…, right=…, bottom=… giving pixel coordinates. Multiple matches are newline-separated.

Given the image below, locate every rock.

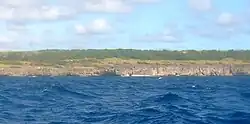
left=0, top=63, right=249, bottom=76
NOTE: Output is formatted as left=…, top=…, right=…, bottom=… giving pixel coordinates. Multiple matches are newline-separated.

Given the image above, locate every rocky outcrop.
left=0, top=63, right=250, bottom=76
left=117, top=64, right=250, bottom=76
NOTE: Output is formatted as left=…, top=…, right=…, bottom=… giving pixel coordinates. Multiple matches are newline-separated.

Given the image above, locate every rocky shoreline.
left=0, top=63, right=250, bottom=77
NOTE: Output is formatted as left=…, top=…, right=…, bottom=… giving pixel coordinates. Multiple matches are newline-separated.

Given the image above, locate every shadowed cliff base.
left=0, top=49, right=249, bottom=76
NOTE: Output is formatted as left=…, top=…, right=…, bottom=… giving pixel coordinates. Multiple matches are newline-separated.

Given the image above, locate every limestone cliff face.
left=116, top=64, right=250, bottom=76
left=0, top=63, right=249, bottom=76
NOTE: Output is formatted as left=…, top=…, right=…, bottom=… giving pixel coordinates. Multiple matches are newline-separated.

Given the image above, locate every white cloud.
left=83, top=0, right=132, bottom=13
left=5, top=23, right=27, bottom=32
left=217, top=12, right=238, bottom=27
left=72, top=0, right=158, bottom=13
left=187, top=17, right=245, bottom=41
left=0, top=25, right=45, bottom=49
left=0, top=35, right=14, bottom=43
left=139, top=26, right=182, bottom=43
left=189, top=0, right=212, bottom=11
left=0, top=0, right=76, bottom=22
left=75, top=18, right=112, bottom=35
left=130, top=0, right=160, bottom=3
left=189, top=26, right=231, bottom=40
left=187, top=0, right=250, bottom=40
left=0, top=0, right=158, bottom=22
left=0, top=32, right=21, bottom=50
left=0, top=0, right=42, bottom=7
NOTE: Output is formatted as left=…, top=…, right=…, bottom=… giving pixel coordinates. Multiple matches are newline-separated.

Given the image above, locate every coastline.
left=0, top=49, right=250, bottom=77
left=0, top=62, right=249, bottom=77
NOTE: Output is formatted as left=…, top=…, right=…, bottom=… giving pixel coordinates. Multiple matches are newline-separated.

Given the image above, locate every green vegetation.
left=0, top=49, right=249, bottom=77
left=1, top=49, right=250, bottom=60
left=0, top=49, right=249, bottom=67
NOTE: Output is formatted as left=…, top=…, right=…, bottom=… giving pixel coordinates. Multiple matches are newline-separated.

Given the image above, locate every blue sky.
left=0, top=0, right=249, bottom=50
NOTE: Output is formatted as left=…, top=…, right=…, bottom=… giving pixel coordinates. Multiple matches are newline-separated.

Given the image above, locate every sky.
left=0, top=0, right=250, bottom=50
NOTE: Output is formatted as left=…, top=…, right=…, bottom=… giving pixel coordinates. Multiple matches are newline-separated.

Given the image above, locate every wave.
left=139, top=92, right=188, bottom=107
left=205, top=111, right=250, bottom=124
left=0, top=76, right=250, bottom=123
left=240, top=92, right=250, bottom=99
left=51, top=84, right=97, bottom=100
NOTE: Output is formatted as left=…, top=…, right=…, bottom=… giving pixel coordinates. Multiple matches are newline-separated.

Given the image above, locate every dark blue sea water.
left=0, top=76, right=250, bottom=124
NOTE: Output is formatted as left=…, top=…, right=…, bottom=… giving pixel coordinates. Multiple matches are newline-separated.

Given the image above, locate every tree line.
left=0, top=49, right=250, bottom=62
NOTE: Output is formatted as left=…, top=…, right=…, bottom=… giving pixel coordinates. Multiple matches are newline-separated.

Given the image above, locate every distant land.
left=0, top=49, right=250, bottom=76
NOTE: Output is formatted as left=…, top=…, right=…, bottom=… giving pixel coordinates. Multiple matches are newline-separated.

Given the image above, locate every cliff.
left=0, top=62, right=249, bottom=76
left=117, top=63, right=250, bottom=76
left=0, top=49, right=250, bottom=76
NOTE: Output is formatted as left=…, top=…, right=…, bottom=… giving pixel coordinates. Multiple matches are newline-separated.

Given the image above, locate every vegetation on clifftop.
left=0, top=49, right=248, bottom=68
left=0, top=49, right=249, bottom=76
left=0, top=49, right=250, bottom=62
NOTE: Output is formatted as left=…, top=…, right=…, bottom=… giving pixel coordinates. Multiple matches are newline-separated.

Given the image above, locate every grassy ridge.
left=0, top=49, right=249, bottom=68
left=1, top=49, right=250, bottom=60
left=0, top=58, right=248, bottom=69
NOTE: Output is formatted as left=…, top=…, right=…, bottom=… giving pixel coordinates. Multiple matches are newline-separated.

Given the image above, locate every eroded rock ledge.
left=0, top=63, right=249, bottom=76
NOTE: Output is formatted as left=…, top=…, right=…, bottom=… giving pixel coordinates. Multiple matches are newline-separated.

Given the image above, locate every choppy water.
left=0, top=76, right=250, bottom=124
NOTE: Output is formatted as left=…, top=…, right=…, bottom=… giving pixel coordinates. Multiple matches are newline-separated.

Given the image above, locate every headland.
left=0, top=49, right=249, bottom=76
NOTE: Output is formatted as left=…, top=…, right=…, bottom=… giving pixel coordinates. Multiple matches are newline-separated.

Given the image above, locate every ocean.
left=0, top=76, right=250, bottom=124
